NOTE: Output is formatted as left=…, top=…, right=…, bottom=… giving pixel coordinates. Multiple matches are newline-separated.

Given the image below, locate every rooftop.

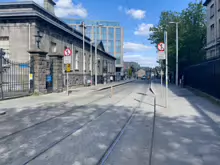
left=62, top=18, right=121, bottom=27
left=0, top=1, right=115, bottom=60
left=203, top=0, right=211, bottom=6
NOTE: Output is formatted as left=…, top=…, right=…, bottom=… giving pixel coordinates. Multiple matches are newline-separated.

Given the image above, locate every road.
left=0, top=80, right=155, bottom=165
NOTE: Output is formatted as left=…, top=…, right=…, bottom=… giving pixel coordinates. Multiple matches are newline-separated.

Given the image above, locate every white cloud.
left=124, top=42, right=153, bottom=52
left=134, top=23, right=154, bottom=36
left=118, top=6, right=146, bottom=20
left=17, top=0, right=88, bottom=18
left=124, top=54, right=157, bottom=67
left=55, top=0, right=88, bottom=18
left=126, top=9, right=146, bottom=20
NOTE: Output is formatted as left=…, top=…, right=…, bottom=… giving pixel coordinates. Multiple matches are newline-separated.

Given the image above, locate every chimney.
left=44, top=0, right=56, bottom=14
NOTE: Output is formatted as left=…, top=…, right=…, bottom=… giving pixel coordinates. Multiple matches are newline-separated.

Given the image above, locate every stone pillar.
left=48, top=54, right=63, bottom=92
left=28, top=49, right=48, bottom=94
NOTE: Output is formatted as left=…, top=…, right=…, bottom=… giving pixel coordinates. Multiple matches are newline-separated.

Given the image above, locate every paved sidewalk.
left=151, top=82, right=220, bottom=165
left=0, top=80, right=134, bottom=112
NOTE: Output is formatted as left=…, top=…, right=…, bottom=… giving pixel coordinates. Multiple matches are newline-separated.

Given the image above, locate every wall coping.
left=28, top=49, right=48, bottom=55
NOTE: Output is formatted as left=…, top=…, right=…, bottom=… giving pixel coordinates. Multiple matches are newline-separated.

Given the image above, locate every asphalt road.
left=0, top=80, right=155, bottom=165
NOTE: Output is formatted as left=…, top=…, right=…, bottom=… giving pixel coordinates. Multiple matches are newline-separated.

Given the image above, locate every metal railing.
left=184, top=57, right=220, bottom=99
left=0, top=53, right=31, bottom=100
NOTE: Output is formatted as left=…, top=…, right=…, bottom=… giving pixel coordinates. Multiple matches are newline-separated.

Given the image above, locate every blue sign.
left=46, top=75, right=52, bottom=82
left=19, top=64, right=29, bottom=68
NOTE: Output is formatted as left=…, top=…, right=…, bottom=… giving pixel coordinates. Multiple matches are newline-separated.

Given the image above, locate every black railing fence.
left=184, top=57, right=220, bottom=99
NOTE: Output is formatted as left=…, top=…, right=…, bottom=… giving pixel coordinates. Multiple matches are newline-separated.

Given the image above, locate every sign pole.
left=64, top=48, right=72, bottom=96
left=165, top=31, right=168, bottom=108
left=67, top=72, right=69, bottom=96
left=160, top=60, right=163, bottom=97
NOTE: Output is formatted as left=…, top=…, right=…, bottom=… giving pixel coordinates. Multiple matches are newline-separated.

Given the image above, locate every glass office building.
left=62, top=19, right=124, bottom=76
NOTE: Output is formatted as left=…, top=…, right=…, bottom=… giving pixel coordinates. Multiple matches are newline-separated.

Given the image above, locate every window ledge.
left=75, top=69, right=79, bottom=71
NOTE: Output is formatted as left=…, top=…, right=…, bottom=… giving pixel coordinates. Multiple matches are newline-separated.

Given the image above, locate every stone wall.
left=0, top=20, right=36, bottom=62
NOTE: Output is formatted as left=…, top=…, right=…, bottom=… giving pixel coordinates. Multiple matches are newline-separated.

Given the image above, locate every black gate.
left=0, top=50, right=31, bottom=100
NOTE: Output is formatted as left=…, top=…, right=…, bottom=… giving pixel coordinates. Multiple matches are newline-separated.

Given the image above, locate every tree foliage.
left=149, top=1, right=206, bottom=74
left=128, top=67, right=133, bottom=77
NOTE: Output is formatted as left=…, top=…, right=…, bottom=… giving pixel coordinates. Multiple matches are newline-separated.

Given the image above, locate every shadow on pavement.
left=0, top=102, right=149, bottom=165
left=153, top=113, right=220, bottom=165
left=152, top=80, right=220, bottom=165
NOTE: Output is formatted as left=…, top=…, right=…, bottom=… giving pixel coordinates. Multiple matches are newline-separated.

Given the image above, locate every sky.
left=3, top=0, right=197, bottom=67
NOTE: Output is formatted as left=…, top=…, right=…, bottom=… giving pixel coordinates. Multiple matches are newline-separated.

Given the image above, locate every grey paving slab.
left=152, top=82, right=220, bottom=165
left=0, top=82, right=142, bottom=165
left=27, top=83, right=146, bottom=165
left=104, top=93, right=154, bottom=165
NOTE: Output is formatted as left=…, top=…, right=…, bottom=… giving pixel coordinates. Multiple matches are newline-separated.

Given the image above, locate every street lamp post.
left=169, top=22, right=179, bottom=86
left=80, top=22, right=86, bottom=85
left=90, top=41, right=94, bottom=85
left=94, top=23, right=103, bottom=86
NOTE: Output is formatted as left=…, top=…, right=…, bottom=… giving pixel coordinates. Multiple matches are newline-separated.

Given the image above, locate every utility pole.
left=90, top=41, right=93, bottom=85
left=176, top=23, right=179, bottom=86
left=0, top=48, right=4, bottom=100
left=95, top=24, right=98, bottom=86
left=165, top=31, right=168, bottom=108
left=82, top=22, right=85, bottom=85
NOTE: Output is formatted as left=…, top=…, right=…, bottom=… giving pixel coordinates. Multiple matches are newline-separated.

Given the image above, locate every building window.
left=211, top=24, right=215, bottom=41
left=116, top=57, right=121, bottom=65
left=210, top=49, right=215, bottom=58
left=210, top=4, right=214, bottom=18
left=75, top=50, right=79, bottom=70
left=116, top=28, right=121, bottom=40
left=0, top=36, right=10, bottom=60
left=50, top=42, right=56, bottom=53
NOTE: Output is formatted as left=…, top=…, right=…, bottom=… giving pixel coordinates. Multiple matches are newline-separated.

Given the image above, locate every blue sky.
left=5, top=0, right=196, bottom=66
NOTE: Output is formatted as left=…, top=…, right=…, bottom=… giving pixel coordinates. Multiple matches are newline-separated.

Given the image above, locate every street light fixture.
left=169, top=21, right=179, bottom=86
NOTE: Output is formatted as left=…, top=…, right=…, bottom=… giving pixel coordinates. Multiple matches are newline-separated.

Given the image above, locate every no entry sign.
left=64, top=48, right=72, bottom=56
left=64, top=48, right=72, bottom=64
left=158, top=42, right=165, bottom=51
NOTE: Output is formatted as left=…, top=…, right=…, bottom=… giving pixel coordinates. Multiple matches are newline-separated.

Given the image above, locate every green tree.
left=149, top=1, right=206, bottom=74
left=128, top=67, right=132, bottom=78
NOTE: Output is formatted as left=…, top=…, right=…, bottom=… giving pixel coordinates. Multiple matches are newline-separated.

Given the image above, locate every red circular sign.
left=64, top=48, right=72, bottom=56
left=158, top=42, right=165, bottom=51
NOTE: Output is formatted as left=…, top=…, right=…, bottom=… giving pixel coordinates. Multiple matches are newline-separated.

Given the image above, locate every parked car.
left=141, top=76, right=146, bottom=80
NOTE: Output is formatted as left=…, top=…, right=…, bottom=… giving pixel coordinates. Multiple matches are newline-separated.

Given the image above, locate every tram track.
left=0, top=83, right=136, bottom=165
left=97, top=82, right=149, bottom=165
left=0, top=83, right=132, bottom=141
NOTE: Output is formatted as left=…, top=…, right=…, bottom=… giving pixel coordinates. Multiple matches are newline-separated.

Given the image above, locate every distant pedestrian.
left=110, top=76, right=113, bottom=82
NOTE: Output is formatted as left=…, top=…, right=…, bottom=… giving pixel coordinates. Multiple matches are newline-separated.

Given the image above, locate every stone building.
left=0, top=1, right=116, bottom=94
left=204, top=0, right=220, bottom=59
left=136, top=69, right=146, bottom=79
